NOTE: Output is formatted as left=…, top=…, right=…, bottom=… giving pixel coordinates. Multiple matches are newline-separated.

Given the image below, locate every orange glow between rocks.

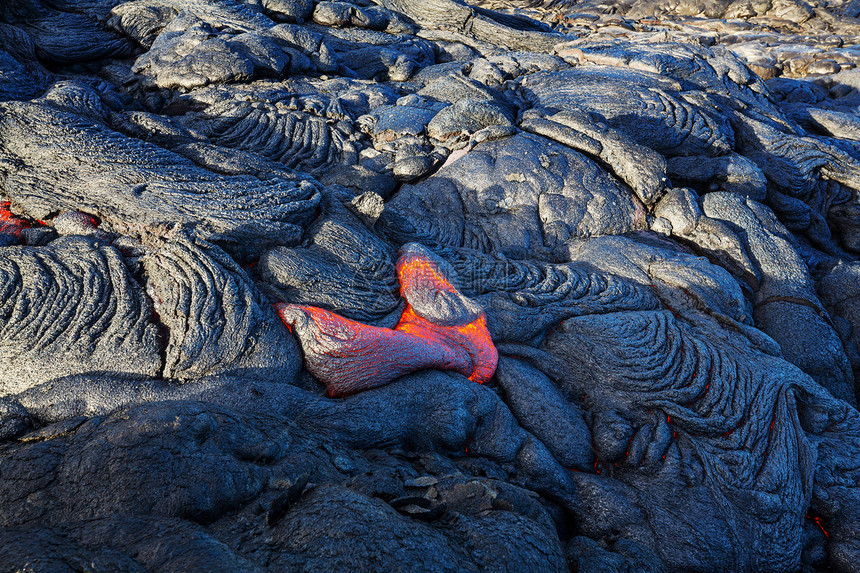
left=0, top=201, right=30, bottom=238
left=806, top=514, right=829, bottom=538
left=394, top=305, right=496, bottom=384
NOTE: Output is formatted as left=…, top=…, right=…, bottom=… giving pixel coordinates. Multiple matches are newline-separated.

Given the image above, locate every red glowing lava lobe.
left=0, top=201, right=30, bottom=239
left=275, top=243, right=498, bottom=397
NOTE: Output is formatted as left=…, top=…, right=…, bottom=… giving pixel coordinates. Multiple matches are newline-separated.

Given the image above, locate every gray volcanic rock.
left=142, top=227, right=302, bottom=382
left=0, top=525, right=148, bottom=572
left=187, top=100, right=361, bottom=174
left=434, top=244, right=663, bottom=341
left=518, top=66, right=736, bottom=157
left=1, top=0, right=860, bottom=571
left=1, top=0, right=134, bottom=64
left=0, top=236, right=162, bottom=397
left=389, top=131, right=647, bottom=257
left=257, top=199, right=402, bottom=324
left=0, top=374, right=579, bottom=571
left=562, top=233, right=758, bottom=328
left=0, top=401, right=278, bottom=526
left=519, top=107, right=670, bottom=206
left=0, top=90, right=322, bottom=259
left=494, top=356, right=594, bottom=470
left=701, top=192, right=855, bottom=402
left=0, top=224, right=302, bottom=439
left=665, top=153, right=768, bottom=199
left=0, top=23, right=51, bottom=101
left=539, top=308, right=851, bottom=572
left=819, top=261, right=860, bottom=391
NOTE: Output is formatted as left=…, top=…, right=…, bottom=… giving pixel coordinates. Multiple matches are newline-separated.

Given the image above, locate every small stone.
left=651, top=216, right=673, bottom=236
left=348, top=192, right=385, bottom=225
left=404, top=476, right=439, bottom=488
left=333, top=455, right=357, bottom=474
left=806, top=59, right=841, bottom=75
left=393, top=155, right=436, bottom=181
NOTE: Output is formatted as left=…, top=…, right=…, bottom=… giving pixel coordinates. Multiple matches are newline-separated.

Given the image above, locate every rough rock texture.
left=389, top=131, right=647, bottom=258
left=142, top=226, right=302, bottom=382
left=0, top=87, right=322, bottom=260
left=0, top=236, right=162, bottom=396
left=2, top=0, right=860, bottom=571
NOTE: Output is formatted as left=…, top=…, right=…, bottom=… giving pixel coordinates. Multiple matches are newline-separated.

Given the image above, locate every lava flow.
left=275, top=243, right=498, bottom=397
left=0, top=201, right=30, bottom=243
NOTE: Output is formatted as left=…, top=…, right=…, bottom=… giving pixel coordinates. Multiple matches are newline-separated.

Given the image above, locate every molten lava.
left=275, top=243, right=498, bottom=397
left=0, top=201, right=30, bottom=240
left=806, top=514, right=829, bottom=538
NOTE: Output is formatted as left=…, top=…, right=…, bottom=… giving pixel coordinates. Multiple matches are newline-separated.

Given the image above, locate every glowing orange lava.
left=0, top=201, right=30, bottom=238
left=275, top=245, right=498, bottom=396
